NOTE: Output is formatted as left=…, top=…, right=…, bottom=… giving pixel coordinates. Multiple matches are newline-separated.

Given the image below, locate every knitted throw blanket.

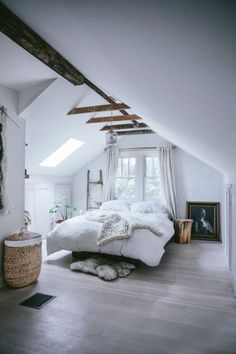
left=89, top=213, right=163, bottom=246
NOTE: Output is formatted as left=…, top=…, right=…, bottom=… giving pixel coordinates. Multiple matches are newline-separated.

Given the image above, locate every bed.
left=46, top=201, right=174, bottom=267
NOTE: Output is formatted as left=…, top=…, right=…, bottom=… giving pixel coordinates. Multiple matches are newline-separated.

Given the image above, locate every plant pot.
left=55, top=220, right=64, bottom=224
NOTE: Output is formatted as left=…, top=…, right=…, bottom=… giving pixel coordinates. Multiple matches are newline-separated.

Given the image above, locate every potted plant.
left=49, top=201, right=77, bottom=223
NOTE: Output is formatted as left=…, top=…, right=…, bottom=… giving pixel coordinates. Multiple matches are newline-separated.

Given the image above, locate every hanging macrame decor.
left=0, top=105, right=19, bottom=214
left=106, top=129, right=118, bottom=146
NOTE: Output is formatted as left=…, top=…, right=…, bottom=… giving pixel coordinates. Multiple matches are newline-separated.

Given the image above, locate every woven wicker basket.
left=4, top=228, right=42, bottom=288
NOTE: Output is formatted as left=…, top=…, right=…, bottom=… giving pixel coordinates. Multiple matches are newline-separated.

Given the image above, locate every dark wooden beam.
left=100, top=123, right=148, bottom=131
left=68, top=103, right=130, bottom=115
left=87, top=115, right=141, bottom=124
left=0, top=2, right=84, bottom=85
left=0, top=2, right=144, bottom=126
left=117, top=129, right=155, bottom=136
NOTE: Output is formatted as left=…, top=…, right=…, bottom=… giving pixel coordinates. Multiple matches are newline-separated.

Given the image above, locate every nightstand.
left=175, top=219, right=193, bottom=244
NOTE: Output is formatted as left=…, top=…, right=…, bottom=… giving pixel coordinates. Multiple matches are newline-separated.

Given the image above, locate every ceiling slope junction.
left=0, top=0, right=235, bottom=179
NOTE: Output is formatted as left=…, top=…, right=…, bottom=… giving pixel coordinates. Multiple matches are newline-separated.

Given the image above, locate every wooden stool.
left=175, top=219, right=193, bottom=244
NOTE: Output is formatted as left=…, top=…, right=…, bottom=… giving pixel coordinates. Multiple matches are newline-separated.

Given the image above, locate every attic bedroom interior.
left=0, top=1, right=236, bottom=353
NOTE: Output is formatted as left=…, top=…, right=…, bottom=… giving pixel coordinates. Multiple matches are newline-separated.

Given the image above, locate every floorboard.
left=0, top=240, right=235, bottom=354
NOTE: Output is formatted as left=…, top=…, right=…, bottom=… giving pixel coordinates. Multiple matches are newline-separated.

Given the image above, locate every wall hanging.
left=0, top=105, right=20, bottom=213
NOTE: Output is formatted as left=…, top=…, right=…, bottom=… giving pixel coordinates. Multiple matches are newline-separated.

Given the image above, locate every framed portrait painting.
left=187, top=202, right=220, bottom=241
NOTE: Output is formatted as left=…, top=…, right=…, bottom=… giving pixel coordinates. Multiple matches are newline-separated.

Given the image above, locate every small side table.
left=175, top=219, right=193, bottom=244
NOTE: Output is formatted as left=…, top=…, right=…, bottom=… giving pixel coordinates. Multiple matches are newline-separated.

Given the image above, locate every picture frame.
left=186, top=201, right=220, bottom=241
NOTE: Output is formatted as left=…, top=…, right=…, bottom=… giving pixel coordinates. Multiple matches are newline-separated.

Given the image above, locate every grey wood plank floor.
left=0, top=240, right=236, bottom=354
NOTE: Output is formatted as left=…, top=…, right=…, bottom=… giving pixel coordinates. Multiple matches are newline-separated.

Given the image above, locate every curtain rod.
left=104, top=145, right=176, bottom=151
left=118, top=145, right=176, bottom=152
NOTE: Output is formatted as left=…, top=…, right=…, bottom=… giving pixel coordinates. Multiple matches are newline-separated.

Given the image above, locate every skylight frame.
left=40, top=138, right=84, bottom=167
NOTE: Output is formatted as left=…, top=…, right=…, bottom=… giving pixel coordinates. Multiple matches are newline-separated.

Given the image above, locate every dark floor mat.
left=19, top=292, right=56, bottom=309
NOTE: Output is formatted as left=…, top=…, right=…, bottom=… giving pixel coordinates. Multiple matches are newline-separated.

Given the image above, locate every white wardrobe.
left=25, top=178, right=72, bottom=238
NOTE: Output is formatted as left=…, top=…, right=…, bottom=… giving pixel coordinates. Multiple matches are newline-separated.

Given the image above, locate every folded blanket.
left=85, top=211, right=114, bottom=223
left=86, top=212, right=163, bottom=246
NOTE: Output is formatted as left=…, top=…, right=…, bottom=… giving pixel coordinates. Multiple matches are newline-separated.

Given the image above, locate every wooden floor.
left=0, top=241, right=236, bottom=354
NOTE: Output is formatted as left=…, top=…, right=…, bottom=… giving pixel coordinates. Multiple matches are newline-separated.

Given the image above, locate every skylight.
left=40, top=138, right=84, bottom=167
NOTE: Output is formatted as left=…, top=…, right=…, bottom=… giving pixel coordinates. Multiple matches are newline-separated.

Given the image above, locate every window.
left=115, top=153, right=163, bottom=201
left=40, top=138, right=84, bottom=167
left=144, top=156, right=162, bottom=200
left=115, top=157, right=136, bottom=199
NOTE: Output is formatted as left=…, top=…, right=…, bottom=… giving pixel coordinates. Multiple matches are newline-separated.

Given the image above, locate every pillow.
left=99, top=200, right=130, bottom=213
left=131, top=201, right=165, bottom=214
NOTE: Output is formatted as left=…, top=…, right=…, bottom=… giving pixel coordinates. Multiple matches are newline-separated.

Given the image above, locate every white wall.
left=223, top=184, right=236, bottom=293
left=175, top=148, right=225, bottom=250
left=175, top=148, right=223, bottom=218
left=0, top=83, right=25, bottom=282
left=26, top=175, right=72, bottom=186
left=230, top=186, right=236, bottom=294
left=72, top=134, right=223, bottom=223
left=72, top=153, right=106, bottom=214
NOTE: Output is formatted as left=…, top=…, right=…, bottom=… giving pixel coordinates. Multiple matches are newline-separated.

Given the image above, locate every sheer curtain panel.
left=103, top=146, right=118, bottom=202
left=159, top=146, right=177, bottom=219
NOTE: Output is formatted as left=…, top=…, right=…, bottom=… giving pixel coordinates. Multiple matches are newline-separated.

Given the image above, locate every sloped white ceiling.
left=23, top=79, right=119, bottom=176
left=0, top=32, right=59, bottom=91
left=1, top=0, right=236, bottom=180
left=0, top=33, right=119, bottom=176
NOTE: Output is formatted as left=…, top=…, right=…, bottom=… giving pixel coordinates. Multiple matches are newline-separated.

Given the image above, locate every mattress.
left=46, top=212, right=174, bottom=267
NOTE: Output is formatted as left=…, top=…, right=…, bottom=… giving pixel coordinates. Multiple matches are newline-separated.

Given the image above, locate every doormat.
left=19, top=292, right=56, bottom=309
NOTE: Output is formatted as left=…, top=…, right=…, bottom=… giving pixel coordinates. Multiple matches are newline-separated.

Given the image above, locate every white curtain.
left=103, top=145, right=118, bottom=201
left=159, top=146, right=177, bottom=219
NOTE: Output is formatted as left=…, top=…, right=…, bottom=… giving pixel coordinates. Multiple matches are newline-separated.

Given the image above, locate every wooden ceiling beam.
left=100, top=123, right=148, bottom=131
left=0, top=3, right=144, bottom=126
left=68, top=103, right=130, bottom=115
left=117, top=129, right=155, bottom=136
left=87, top=115, right=141, bottom=124
left=0, top=2, right=84, bottom=85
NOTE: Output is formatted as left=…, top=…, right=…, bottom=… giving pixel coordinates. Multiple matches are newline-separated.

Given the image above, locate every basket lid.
left=5, top=228, right=41, bottom=241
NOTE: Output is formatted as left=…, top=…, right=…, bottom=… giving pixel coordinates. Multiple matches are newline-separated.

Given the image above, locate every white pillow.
left=131, top=201, right=164, bottom=214
left=100, top=200, right=130, bottom=213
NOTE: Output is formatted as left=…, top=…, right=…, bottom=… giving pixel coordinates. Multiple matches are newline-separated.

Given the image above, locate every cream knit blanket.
left=86, top=212, right=163, bottom=246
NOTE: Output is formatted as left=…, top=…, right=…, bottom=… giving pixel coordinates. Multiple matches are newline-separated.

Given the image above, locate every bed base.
left=72, top=251, right=142, bottom=265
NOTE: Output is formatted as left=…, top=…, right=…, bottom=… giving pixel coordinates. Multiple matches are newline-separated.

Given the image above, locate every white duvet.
left=46, top=211, right=174, bottom=267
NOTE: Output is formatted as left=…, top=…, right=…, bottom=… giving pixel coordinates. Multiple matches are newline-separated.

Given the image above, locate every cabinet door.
left=25, top=185, right=54, bottom=237
left=36, top=187, right=54, bottom=237
left=25, top=188, right=36, bottom=232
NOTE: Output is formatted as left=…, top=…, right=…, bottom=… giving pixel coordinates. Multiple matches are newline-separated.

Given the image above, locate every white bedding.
left=46, top=211, right=174, bottom=267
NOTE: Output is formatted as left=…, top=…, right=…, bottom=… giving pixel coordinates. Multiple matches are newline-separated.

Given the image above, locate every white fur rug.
left=70, top=255, right=136, bottom=281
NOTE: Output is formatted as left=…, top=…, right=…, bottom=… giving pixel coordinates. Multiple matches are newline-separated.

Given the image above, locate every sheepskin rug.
left=70, top=256, right=136, bottom=281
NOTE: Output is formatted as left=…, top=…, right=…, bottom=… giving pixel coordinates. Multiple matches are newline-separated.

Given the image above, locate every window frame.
left=115, top=151, right=162, bottom=202
left=144, top=154, right=162, bottom=201
left=115, top=154, right=138, bottom=201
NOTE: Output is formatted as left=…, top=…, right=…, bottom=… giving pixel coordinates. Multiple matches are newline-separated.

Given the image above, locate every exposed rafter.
left=87, top=115, right=141, bottom=124
left=81, top=79, right=131, bottom=117
left=100, top=123, right=148, bottom=131
left=68, top=103, right=130, bottom=115
left=0, top=2, right=84, bottom=85
left=117, top=130, right=155, bottom=136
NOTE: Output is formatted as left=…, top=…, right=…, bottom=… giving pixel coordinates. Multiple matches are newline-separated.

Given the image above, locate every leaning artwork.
left=187, top=201, right=220, bottom=241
